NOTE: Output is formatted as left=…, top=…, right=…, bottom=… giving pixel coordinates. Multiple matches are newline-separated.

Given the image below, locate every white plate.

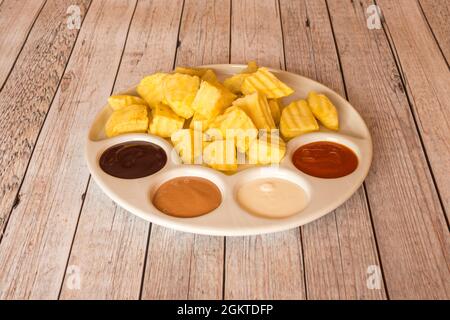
left=85, top=64, right=372, bottom=236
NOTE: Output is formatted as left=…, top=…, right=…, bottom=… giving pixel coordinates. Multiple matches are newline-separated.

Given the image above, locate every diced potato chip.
left=242, top=61, right=258, bottom=73
left=192, top=81, right=236, bottom=119
left=149, top=103, right=184, bottom=137
left=136, top=73, right=167, bottom=108
left=175, top=66, right=208, bottom=77
left=108, top=95, right=147, bottom=111
left=203, top=139, right=237, bottom=172
left=307, top=91, right=339, bottom=130
left=171, top=129, right=203, bottom=164
left=280, top=100, right=319, bottom=139
left=201, top=69, right=218, bottom=83
left=189, top=112, right=214, bottom=131
left=247, top=132, right=286, bottom=164
left=268, top=99, right=281, bottom=125
left=208, top=106, right=258, bottom=152
left=105, top=104, right=149, bottom=138
left=241, top=67, right=294, bottom=98
left=232, top=92, right=276, bottom=130
left=223, top=61, right=259, bottom=94
left=163, top=73, right=200, bottom=119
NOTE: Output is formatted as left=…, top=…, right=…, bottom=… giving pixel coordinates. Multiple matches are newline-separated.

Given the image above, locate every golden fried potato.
left=208, top=106, right=257, bottom=152
left=223, top=61, right=259, bottom=94
left=107, top=95, right=148, bottom=111
left=232, top=92, right=276, bottom=130
left=163, top=73, right=200, bottom=119
left=307, top=91, right=339, bottom=130
left=149, top=103, right=184, bottom=137
left=105, top=104, right=149, bottom=138
left=171, top=129, right=203, bottom=164
left=192, top=81, right=236, bottom=119
left=247, top=133, right=286, bottom=164
left=175, top=66, right=209, bottom=77
left=136, top=73, right=167, bottom=108
left=280, top=100, right=319, bottom=139
left=241, top=67, right=294, bottom=98
left=268, top=99, right=281, bottom=125
left=203, top=139, right=237, bottom=172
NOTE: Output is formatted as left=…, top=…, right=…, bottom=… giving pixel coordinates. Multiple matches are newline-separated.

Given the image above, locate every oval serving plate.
left=85, top=64, right=372, bottom=236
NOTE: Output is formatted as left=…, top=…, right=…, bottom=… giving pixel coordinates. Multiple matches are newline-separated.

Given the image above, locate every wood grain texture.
left=419, top=0, right=450, bottom=64
left=280, top=0, right=385, bottom=299
left=378, top=0, right=450, bottom=221
left=327, top=0, right=450, bottom=299
left=141, top=0, right=230, bottom=300
left=59, top=0, right=183, bottom=300
left=0, top=0, right=136, bottom=299
left=0, top=0, right=45, bottom=87
left=0, top=0, right=90, bottom=238
left=225, top=0, right=305, bottom=300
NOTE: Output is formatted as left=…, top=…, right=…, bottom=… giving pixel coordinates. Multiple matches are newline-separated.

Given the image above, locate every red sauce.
left=292, top=141, right=358, bottom=178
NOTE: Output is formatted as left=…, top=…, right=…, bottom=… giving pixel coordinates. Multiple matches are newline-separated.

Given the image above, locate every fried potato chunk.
left=241, top=67, right=294, bottom=99
left=107, top=95, right=148, bottom=111
left=203, top=139, right=237, bottom=172
left=223, top=61, right=258, bottom=94
left=208, top=106, right=257, bottom=152
left=171, top=129, right=203, bottom=164
left=232, top=92, right=276, bottom=130
left=163, top=73, right=200, bottom=119
left=268, top=99, right=281, bottom=125
left=136, top=73, right=167, bottom=108
left=192, top=81, right=236, bottom=119
left=105, top=104, right=149, bottom=138
left=247, top=132, right=286, bottom=164
left=280, top=100, right=319, bottom=139
left=149, top=103, right=184, bottom=138
left=307, top=91, right=339, bottom=130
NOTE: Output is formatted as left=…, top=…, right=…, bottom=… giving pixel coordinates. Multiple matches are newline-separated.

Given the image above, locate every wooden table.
left=0, top=0, right=448, bottom=300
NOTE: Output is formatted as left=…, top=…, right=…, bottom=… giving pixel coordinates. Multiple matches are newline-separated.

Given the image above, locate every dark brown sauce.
left=292, top=141, right=358, bottom=178
left=99, top=141, right=167, bottom=179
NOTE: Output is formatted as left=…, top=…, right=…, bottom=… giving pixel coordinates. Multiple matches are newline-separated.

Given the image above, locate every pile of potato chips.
left=104, top=62, right=339, bottom=172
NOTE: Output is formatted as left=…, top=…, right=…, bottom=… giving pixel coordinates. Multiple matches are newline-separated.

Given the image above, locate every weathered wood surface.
left=0, top=0, right=448, bottom=300
left=0, top=0, right=136, bottom=299
left=0, top=0, right=45, bottom=87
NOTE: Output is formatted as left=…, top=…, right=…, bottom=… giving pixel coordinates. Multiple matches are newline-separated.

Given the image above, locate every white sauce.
left=237, top=178, right=308, bottom=218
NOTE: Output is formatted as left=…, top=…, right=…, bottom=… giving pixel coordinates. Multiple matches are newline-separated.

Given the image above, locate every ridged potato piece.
left=232, top=92, right=276, bottom=130
left=247, top=132, right=286, bottom=164
left=241, top=67, right=294, bottom=98
left=192, top=81, right=236, bottom=119
left=163, top=73, right=200, bottom=119
left=171, top=129, right=203, bottom=164
left=108, top=95, right=148, bottom=111
left=268, top=99, right=281, bottom=125
left=223, top=61, right=259, bottom=94
left=149, top=103, right=184, bottom=138
left=208, top=106, right=258, bottom=152
left=203, top=139, right=237, bottom=172
left=201, top=69, right=218, bottom=83
left=105, top=104, right=149, bottom=138
left=136, top=73, right=167, bottom=108
left=175, top=66, right=208, bottom=77
left=307, top=91, right=339, bottom=130
left=189, top=112, right=214, bottom=132
left=280, top=100, right=319, bottom=139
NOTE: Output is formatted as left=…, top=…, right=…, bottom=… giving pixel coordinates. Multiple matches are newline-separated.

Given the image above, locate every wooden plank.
left=0, top=0, right=45, bottom=87
left=0, top=0, right=136, bottom=299
left=224, top=0, right=305, bottom=300
left=141, top=0, right=229, bottom=300
left=280, top=0, right=385, bottom=299
left=0, top=0, right=90, bottom=237
left=378, top=0, right=450, bottom=222
left=327, top=0, right=450, bottom=299
left=60, top=0, right=183, bottom=300
left=419, top=0, right=450, bottom=64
